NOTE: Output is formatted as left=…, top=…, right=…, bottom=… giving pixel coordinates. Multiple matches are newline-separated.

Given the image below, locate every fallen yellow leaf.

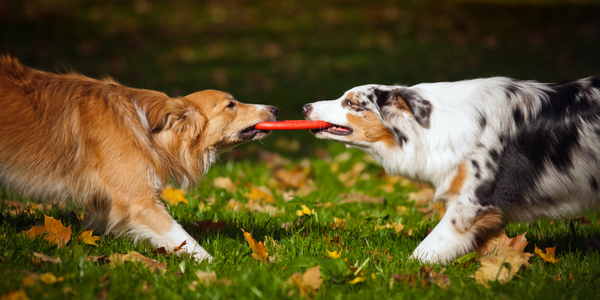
left=296, top=205, right=314, bottom=217
left=78, top=230, right=100, bottom=246
left=327, top=249, right=342, bottom=259
left=21, top=274, right=38, bottom=287
left=535, top=245, right=560, bottom=264
left=374, top=220, right=404, bottom=235
left=241, top=229, right=269, bottom=262
left=160, top=187, right=188, bottom=205
left=245, top=186, right=275, bottom=204
left=0, top=290, right=30, bottom=300
left=39, top=273, right=64, bottom=284
left=349, top=276, right=365, bottom=285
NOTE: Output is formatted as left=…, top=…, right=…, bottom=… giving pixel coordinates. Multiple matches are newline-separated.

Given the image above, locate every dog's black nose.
left=302, top=104, right=312, bottom=115
left=268, top=106, right=278, bottom=116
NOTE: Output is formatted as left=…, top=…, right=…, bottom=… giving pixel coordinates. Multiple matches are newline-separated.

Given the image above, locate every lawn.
left=2, top=0, right=600, bottom=299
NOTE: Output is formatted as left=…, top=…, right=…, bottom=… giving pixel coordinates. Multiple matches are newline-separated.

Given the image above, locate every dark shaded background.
left=2, top=0, right=599, bottom=122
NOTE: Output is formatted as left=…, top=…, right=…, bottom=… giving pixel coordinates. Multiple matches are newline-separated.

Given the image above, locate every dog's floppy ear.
left=148, top=98, right=207, bottom=137
left=379, top=87, right=432, bottom=126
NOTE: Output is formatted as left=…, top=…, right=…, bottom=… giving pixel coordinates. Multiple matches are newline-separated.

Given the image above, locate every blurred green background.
left=2, top=0, right=599, bottom=122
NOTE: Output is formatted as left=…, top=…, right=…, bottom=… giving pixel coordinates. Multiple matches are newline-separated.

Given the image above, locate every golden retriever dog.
left=0, top=55, right=277, bottom=261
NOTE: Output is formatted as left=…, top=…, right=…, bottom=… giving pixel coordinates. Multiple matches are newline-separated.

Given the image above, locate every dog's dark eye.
left=344, top=99, right=352, bottom=107
left=226, top=101, right=236, bottom=108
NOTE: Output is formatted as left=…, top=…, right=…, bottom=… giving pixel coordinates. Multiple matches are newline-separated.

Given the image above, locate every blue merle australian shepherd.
left=303, top=76, right=600, bottom=264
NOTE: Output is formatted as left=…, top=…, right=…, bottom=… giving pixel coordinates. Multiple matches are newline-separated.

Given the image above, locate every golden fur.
left=0, top=55, right=277, bottom=260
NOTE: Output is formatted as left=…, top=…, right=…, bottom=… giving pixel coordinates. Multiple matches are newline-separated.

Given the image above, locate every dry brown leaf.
left=338, top=163, right=366, bottom=187
left=109, top=251, right=167, bottom=274
left=274, top=167, right=310, bottom=189
left=339, top=192, right=384, bottom=204
left=391, top=266, right=450, bottom=289
left=245, top=186, right=275, bottom=204
left=477, top=231, right=530, bottom=257
left=329, top=217, right=346, bottom=231
left=287, top=266, right=323, bottom=298
left=192, top=220, right=227, bottom=233
left=421, top=266, right=451, bottom=289
left=79, top=230, right=100, bottom=246
left=247, top=199, right=283, bottom=216
left=471, top=247, right=532, bottom=288
left=535, top=245, right=560, bottom=264
left=25, top=215, right=72, bottom=248
left=241, top=229, right=269, bottom=262
left=472, top=231, right=533, bottom=287
left=32, top=252, right=61, bottom=265
left=408, top=187, right=435, bottom=206
left=226, top=199, right=245, bottom=212
left=188, top=271, right=232, bottom=290
left=213, top=177, right=238, bottom=192
left=257, top=150, right=292, bottom=170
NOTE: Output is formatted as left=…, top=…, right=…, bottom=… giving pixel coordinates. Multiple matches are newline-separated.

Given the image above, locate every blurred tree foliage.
left=1, top=0, right=599, bottom=119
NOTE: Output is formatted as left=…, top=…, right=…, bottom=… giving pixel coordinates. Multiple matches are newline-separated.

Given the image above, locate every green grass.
left=2, top=142, right=600, bottom=299
left=2, top=0, right=600, bottom=299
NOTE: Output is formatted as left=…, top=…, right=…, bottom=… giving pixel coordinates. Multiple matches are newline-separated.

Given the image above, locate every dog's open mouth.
left=240, top=124, right=271, bottom=140
left=311, top=123, right=353, bottom=136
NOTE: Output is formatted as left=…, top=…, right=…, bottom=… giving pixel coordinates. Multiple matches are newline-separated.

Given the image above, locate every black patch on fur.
left=451, top=219, right=456, bottom=225
left=590, top=76, right=600, bottom=89
left=476, top=79, right=600, bottom=208
left=392, top=127, right=408, bottom=146
left=486, top=160, right=494, bottom=171
left=472, top=160, right=481, bottom=179
left=590, top=176, right=599, bottom=191
left=374, top=88, right=391, bottom=108
left=392, top=88, right=432, bottom=126
left=479, top=115, right=487, bottom=129
left=504, top=82, right=523, bottom=100
left=513, top=108, right=525, bottom=127
left=489, top=149, right=499, bottom=160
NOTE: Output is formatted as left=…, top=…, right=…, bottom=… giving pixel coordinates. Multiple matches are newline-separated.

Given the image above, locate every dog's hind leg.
left=102, top=190, right=213, bottom=262
left=410, top=199, right=504, bottom=264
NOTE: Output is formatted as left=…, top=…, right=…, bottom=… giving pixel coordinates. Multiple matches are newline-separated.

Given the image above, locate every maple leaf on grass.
left=472, top=230, right=534, bottom=288
left=25, top=214, right=72, bottom=248
left=78, top=230, right=100, bottom=246
left=160, top=187, right=188, bottom=205
left=109, top=251, right=167, bottom=274
left=241, top=229, right=269, bottom=262
left=535, top=245, right=560, bottom=263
